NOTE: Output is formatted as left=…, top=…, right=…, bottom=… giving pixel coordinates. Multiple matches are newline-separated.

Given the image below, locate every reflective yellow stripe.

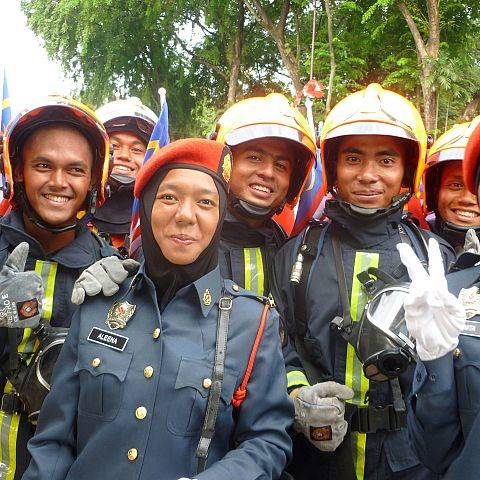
left=0, top=260, right=58, bottom=477
left=286, top=370, right=310, bottom=389
left=345, top=252, right=379, bottom=480
left=243, top=248, right=265, bottom=295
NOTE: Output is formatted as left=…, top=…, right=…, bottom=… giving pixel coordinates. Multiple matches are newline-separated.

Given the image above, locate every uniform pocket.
left=74, top=342, right=133, bottom=421
left=455, top=337, right=480, bottom=420
left=167, top=357, right=238, bottom=437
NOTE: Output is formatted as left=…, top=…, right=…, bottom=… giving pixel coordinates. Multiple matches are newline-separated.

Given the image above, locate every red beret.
left=464, top=122, right=480, bottom=194
left=134, top=138, right=232, bottom=198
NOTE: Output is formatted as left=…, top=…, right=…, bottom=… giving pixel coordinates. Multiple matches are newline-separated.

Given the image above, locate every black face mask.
left=139, top=168, right=227, bottom=311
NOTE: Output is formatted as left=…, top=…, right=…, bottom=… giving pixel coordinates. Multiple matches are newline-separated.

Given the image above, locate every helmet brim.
left=324, top=121, right=417, bottom=142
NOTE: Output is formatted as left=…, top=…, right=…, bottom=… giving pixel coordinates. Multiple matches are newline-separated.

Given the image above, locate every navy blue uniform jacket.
left=408, top=259, right=480, bottom=478
left=23, top=265, right=294, bottom=480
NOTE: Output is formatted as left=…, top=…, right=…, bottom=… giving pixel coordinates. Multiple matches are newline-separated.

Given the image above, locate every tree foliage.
left=21, top=0, right=480, bottom=136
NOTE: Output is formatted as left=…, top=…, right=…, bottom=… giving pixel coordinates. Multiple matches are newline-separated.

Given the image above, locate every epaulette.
left=224, top=280, right=274, bottom=307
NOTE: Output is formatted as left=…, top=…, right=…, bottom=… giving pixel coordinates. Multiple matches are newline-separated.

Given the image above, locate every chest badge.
left=106, top=300, right=136, bottom=330
left=203, top=289, right=212, bottom=306
left=458, top=286, right=480, bottom=319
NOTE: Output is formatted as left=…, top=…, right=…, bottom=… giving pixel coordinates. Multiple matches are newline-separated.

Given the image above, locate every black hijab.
left=139, top=167, right=227, bottom=310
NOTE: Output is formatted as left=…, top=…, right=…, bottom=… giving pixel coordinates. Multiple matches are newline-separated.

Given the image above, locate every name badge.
left=460, top=320, right=480, bottom=338
left=87, top=327, right=129, bottom=352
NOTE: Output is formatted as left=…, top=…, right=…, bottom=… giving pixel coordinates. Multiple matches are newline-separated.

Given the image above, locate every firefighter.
left=23, top=138, right=293, bottom=480
left=270, top=83, right=455, bottom=479
left=423, top=117, right=480, bottom=253
left=92, top=98, right=158, bottom=253
left=0, top=96, right=120, bottom=480
left=400, top=116, right=480, bottom=478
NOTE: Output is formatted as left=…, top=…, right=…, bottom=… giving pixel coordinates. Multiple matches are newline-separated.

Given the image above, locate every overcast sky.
left=1, top=0, right=75, bottom=114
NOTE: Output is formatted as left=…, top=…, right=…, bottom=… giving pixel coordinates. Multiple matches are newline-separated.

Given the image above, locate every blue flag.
left=292, top=147, right=326, bottom=236
left=1, top=70, right=12, bottom=132
left=129, top=101, right=170, bottom=258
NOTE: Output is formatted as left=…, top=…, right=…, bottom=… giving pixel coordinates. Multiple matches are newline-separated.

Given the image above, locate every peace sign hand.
left=397, top=238, right=466, bottom=361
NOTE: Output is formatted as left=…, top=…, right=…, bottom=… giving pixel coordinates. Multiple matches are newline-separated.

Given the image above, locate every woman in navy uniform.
left=22, top=138, right=293, bottom=480
left=399, top=120, right=480, bottom=478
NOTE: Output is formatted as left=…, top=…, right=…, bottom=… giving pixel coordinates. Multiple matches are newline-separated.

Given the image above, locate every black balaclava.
left=139, top=167, right=227, bottom=311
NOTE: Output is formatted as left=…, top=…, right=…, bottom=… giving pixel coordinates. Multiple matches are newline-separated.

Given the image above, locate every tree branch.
left=243, top=0, right=275, bottom=35
left=397, top=1, right=428, bottom=60
left=426, top=0, right=440, bottom=56
left=173, top=32, right=229, bottom=81
left=278, top=0, right=291, bottom=36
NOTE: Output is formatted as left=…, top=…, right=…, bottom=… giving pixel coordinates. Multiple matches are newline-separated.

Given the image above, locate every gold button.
left=454, top=347, right=462, bottom=359
left=144, top=366, right=154, bottom=378
left=127, top=448, right=138, bottom=461
left=203, top=378, right=212, bottom=389
left=152, top=328, right=161, bottom=340
left=232, top=284, right=239, bottom=292
left=91, top=358, right=101, bottom=368
left=135, top=406, right=147, bottom=420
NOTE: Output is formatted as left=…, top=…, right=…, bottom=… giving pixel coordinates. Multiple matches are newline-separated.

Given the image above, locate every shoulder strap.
left=292, top=220, right=329, bottom=337
left=196, top=293, right=232, bottom=473
left=231, top=299, right=271, bottom=409
left=400, top=217, right=429, bottom=263
left=91, top=231, right=119, bottom=260
left=330, top=227, right=354, bottom=333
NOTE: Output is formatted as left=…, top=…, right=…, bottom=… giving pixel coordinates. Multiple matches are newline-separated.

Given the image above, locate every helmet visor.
left=366, top=286, right=415, bottom=353
left=105, top=116, right=154, bottom=141
left=225, top=124, right=315, bottom=154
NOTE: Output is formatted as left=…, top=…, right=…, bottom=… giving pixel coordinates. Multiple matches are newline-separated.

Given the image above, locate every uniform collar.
left=135, top=263, right=223, bottom=317
left=222, top=210, right=286, bottom=247
left=325, top=198, right=404, bottom=248
left=0, top=210, right=101, bottom=268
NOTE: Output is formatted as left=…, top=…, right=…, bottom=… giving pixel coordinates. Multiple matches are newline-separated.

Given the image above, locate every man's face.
left=438, top=161, right=480, bottom=227
left=229, top=138, right=294, bottom=210
left=110, top=131, right=147, bottom=179
left=18, top=125, right=94, bottom=227
left=335, top=135, right=406, bottom=209
left=151, top=169, right=219, bottom=265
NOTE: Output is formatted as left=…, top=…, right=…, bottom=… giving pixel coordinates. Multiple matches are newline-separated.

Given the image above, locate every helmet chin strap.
left=108, top=173, right=135, bottom=195
left=434, top=215, right=480, bottom=247
left=19, top=186, right=94, bottom=235
left=332, top=189, right=411, bottom=220
left=229, top=193, right=285, bottom=221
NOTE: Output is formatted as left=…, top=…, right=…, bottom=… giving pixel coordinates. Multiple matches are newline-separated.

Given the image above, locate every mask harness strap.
left=330, top=228, right=354, bottom=338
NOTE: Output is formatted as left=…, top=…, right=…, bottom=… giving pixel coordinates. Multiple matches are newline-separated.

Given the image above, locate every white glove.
left=464, top=228, right=480, bottom=254
left=71, top=256, right=140, bottom=305
left=293, top=381, right=354, bottom=452
left=397, top=238, right=466, bottom=361
left=177, top=478, right=197, bottom=479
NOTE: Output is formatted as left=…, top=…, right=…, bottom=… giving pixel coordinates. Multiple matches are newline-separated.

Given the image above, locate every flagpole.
left=158, top=87, right=166, bottom=111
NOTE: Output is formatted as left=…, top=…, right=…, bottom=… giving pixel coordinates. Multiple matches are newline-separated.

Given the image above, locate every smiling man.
left=212, top=93, right=316, bottom=296
left=271, top=84, right=455, bottom=480
left=423, top=118, right=480, bottom=253
left=0, top=96, right=118, bottom=479
left=92, top=98, right=158, bottom=253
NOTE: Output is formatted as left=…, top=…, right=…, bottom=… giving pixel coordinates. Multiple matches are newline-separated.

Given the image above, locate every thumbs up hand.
left=0, top=242, right=44, bottom=329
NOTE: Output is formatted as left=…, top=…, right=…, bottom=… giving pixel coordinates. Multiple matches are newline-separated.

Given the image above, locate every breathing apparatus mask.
left=329, top=230, right=417, bottom=382
left=2, top=321, right=68, bottom=424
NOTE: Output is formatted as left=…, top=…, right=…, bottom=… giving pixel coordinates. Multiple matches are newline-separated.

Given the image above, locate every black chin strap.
left=19, top=185, right=92, bottom=234
left=23, top=198, right=78, bottom=234
left=229, top=194, right=285, bottom=221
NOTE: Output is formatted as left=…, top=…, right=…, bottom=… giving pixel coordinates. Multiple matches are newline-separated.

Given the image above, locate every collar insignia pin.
left=203, top=289, right=212, bottom=306
left=106, top=300, right=136, bottom=330
left=458, top=286, right=480, bottom=319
